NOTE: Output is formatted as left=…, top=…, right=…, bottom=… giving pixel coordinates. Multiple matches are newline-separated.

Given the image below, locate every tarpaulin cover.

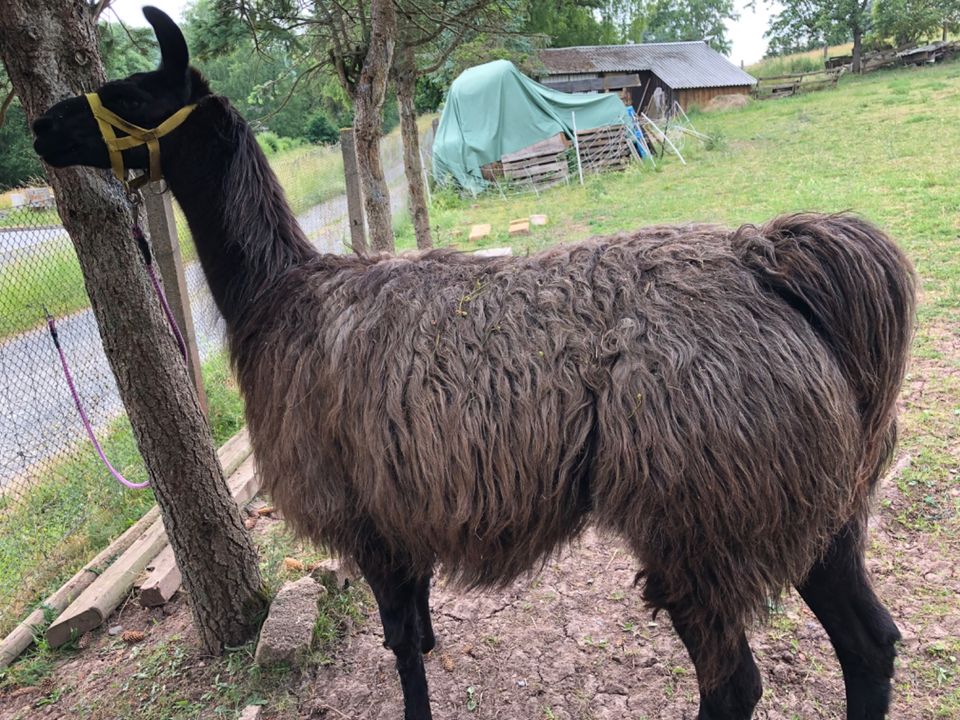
left=432, top=60, right=629, bottom=194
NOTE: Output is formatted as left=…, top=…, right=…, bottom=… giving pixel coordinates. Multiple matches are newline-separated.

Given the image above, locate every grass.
left=0, top=350, right=244, bottom=638
left=0, top=207, right=59, bottom=228
left=747, top=43, right=854, bottom=77
left=0, top=241, right=87, bottom=338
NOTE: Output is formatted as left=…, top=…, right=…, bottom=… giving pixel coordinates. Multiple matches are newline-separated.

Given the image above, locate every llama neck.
left=163, top=97, right=317, bottom=330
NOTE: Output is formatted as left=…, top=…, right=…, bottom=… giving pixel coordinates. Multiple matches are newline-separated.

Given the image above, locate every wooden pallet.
left=500, top=134, right=571, bottom=190
left=575, top=124, right=633, bottom=172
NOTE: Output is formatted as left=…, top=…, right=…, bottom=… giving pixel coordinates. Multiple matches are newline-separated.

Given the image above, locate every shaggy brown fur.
left=163, top=95, right=916, bottom=690
left=33, top=13, right=916, bottom=707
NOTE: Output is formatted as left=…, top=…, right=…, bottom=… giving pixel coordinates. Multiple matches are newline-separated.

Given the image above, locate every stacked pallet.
left=574, top=124, right=634, bottom=173
left=499, top=134, right=570, bottom=191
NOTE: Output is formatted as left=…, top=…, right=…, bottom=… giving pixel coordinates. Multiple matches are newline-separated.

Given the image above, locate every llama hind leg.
left=644, top=572, right=762, bottom=719
left=796, top=520, right=900, bottom=720
left=362, top=562, right=433, bottom=720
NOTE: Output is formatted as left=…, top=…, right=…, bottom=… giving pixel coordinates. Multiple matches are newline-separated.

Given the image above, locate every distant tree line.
left=762, top=0, right=960, bottom=72
left=1, top=0, right=743, bottom=190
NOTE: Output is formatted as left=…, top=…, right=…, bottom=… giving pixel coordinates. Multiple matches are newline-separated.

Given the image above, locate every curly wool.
left=226, top=209, right=914, bottom=685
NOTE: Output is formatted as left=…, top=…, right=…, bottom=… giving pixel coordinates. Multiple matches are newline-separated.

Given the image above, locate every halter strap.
left=85, top=93, right=197, bottom=188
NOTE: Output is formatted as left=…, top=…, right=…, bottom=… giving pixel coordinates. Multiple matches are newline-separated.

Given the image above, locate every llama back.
left=733, top=213, right=916, bottom=486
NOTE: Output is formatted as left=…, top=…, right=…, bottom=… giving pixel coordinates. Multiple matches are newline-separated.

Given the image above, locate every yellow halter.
left=85, top=93, right=197, bottom=189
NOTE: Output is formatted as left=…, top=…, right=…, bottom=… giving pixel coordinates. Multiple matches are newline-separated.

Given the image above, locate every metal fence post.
left=143, top=185, right=209, bottom=415
left=340, top=128, right=368, bottom=254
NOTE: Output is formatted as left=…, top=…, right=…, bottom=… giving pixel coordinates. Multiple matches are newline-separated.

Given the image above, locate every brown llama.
left=32, top=8, right=916, bottom=719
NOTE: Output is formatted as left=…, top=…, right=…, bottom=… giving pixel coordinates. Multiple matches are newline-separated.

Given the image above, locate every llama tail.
left=734, top=213, right=917, bottom=483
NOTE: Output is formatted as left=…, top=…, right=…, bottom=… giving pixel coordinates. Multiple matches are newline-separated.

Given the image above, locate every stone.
left=310, top=557, right=356, bottom=590
left=238, top=706, right=263, bottom=720
left=254, top=576, right=325, bottom=667
left=468, top=223, right=491, bottom=241
left=529, top=214, right=548, bottom=226
left=473, top=247, right=513, bottom=258
left=107, top=625, right=123, bottom=636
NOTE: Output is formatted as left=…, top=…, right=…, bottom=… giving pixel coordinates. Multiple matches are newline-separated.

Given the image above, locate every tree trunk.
left=351, top=0, right=397, bottom=253
left=393, top=45, right=432, bottom=249
left=852, top=28, right=863, bottom=73
left=944, top=24, right=949, bottom=42
left=0, top=0, right=268, bottom=653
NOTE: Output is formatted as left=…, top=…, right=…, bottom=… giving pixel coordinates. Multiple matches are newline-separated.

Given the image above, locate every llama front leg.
left=796, top=519, right=900, bottom=720
left=644, top=572, right=762, bottom=720
left=415, top=572, right=436, bottom=654
left=363, top=563, right=433, bottom=720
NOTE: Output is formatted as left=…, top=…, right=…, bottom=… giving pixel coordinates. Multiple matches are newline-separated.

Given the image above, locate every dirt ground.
left=3, top=503, right=956, bottom=720
left=0, top=347, right=957, bottom=720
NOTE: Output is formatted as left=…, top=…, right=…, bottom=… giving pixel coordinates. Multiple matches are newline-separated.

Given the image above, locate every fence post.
left=340, top=128, right=368, bottom=254
left=143, top=185, right=209, bottom=415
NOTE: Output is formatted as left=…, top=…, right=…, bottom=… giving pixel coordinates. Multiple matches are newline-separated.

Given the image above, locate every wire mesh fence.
left=0, top=133, right=413, bottom=637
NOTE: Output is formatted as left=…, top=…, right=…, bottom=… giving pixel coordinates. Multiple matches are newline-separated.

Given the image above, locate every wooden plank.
left=46, top=520, right=169, bottom=648
left=138, top=545, right=179, bottom=607
left=576, top=126, right=625, bottom=140
left=0, top=505, right=158, bottom=668
left=1, top=429, right=252, bottom=662
left=468, top=224, right=491, bottom=241
left=140, top=456, right=260, bottom=607
left=542, top=78, right=604, bottom=93
left=501, top=134, right=567, bottom=164
left=504, top=160, right=568, bottom=179
left=602, top=73, right=640, bottom=90
left=219, top=428, right=251, bottom=478
left=502, top=154, right=567, bottom=172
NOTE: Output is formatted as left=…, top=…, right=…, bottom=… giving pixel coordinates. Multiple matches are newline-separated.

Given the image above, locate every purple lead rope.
left=46, top=221, right=188, bottom=490
left=47, top=313, right=150, bottom=489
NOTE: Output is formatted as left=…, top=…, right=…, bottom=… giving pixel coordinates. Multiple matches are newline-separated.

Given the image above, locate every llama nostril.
left=32, top=116, right=55, bottom=135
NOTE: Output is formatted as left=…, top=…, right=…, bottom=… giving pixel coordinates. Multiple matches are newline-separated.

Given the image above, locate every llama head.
left=32, top=6, right=209, bottom=178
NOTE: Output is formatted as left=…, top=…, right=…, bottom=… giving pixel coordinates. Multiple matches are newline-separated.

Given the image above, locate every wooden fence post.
left=340, top=128, right=368, bottom=254
left=143, top=186, right=208, bottom=415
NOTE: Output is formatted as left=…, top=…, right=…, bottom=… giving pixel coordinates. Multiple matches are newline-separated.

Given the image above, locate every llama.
left=32, top=8, right=916, bottom=719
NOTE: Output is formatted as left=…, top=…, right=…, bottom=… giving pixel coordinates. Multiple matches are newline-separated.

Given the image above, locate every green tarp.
left=432, top=60, right=629, bottom=194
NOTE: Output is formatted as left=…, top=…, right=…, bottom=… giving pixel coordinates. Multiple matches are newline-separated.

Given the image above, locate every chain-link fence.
left=0, top=132, right=415, bottom=637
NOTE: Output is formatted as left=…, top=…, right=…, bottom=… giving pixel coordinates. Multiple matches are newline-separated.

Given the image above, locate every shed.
left=538, top=41, right=757, bottom=112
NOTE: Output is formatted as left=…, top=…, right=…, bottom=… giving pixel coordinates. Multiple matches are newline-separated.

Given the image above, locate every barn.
left=538, top=41, right=757, bottom=112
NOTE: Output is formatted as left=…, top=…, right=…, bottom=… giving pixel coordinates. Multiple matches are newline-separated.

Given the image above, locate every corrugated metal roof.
left=539, top=42, right=757, bottom=89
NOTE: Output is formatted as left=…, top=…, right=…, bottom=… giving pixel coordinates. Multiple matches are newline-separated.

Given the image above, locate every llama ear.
left=143, top=6, right=189, bottom=85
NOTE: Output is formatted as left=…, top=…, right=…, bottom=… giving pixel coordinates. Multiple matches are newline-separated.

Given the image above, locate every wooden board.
left=542, top=77, right=604, bottom=93
left=501, top=134, right=567, bottom=164
left=138, top=545, right=180, bottom=607
left=46, top=519, right=169, bottom=648
left=504, top=160, right=568, bottom=180
left=508, top=220, right=530, bottom=236
left=4, top=429, right=252, bottom=660
left=468, top=224, right=491, bottom=241
left=602, top=73, right=640, bottom=90
left=140, top=456, right=260, bottom=607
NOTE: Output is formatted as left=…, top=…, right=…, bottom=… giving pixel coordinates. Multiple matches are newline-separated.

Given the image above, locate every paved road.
left=0, top=192, right=357, bottom=487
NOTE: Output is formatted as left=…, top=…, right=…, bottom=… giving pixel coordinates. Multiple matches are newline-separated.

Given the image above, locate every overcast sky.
left=109, top=0, right=775, bottom=67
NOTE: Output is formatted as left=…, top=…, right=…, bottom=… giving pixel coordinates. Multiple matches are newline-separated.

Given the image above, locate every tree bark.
left=0, top=0, right=267, bottom=653
left=392, top=44, right=432, bottom=249
left=852, top=28, right=863, bottom=73
left=350, top=0, right=397, bottom=253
